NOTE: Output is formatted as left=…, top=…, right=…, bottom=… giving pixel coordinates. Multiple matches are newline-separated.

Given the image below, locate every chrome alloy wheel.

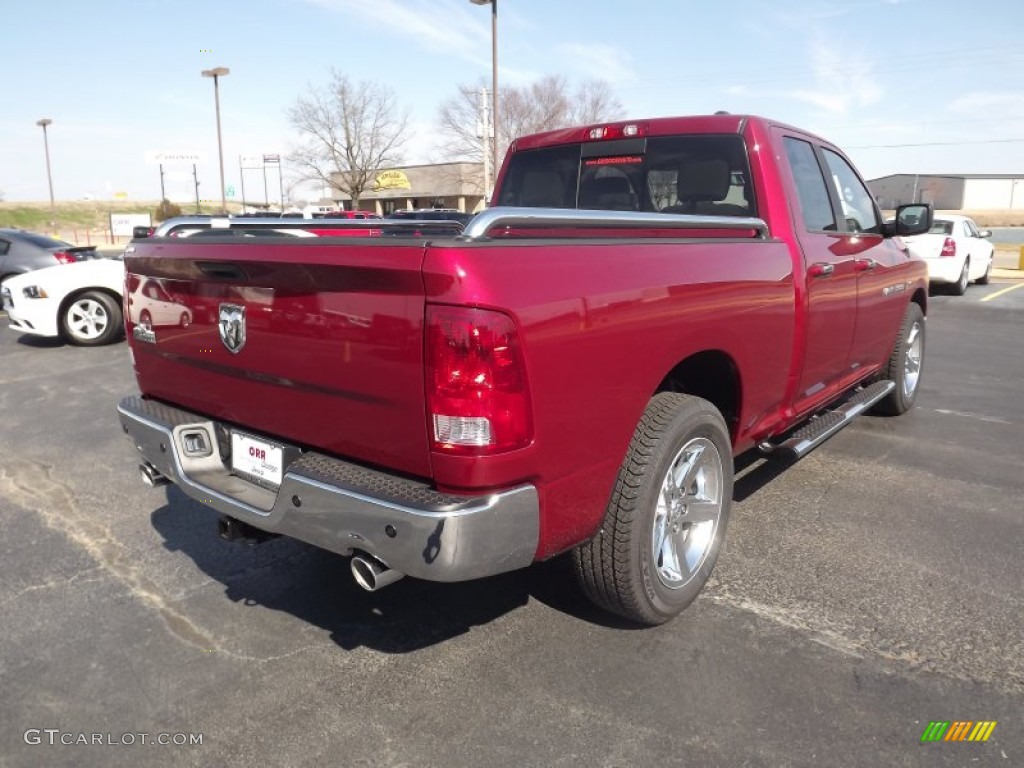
left=903, top=320, right=923, bottom=399
left=66, top=298, right=110, bottom=341
left=651, top=436, right=724, bottom=589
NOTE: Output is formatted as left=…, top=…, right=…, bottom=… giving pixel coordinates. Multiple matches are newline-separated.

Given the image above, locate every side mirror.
left=979, top=229, right=993, bottom=239
left=885, top=203, right=933, bottom=237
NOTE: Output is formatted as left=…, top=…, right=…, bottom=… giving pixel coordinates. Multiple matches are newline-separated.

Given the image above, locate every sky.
left=2, top=0, right=1023, bottom=203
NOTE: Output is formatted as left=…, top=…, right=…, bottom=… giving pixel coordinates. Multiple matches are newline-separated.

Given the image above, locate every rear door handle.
left=854, top=258, right=878, bottom=272
left=808, top=262, right=835, bottom=278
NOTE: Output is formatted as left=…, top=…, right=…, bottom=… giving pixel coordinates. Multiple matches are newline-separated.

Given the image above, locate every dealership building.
left=330, top=162, right=486, bottom=215
left=868, top=173, right=1024, bottom=210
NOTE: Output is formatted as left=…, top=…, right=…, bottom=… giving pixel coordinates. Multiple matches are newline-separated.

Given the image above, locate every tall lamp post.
left=35, top=118, right=56, bottom=227
left=201, top=67, right=230, bottom=214
left=470, top=0, right=498, bottom=197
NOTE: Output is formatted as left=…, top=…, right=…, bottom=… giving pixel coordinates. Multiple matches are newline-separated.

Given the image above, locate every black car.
left=0, top=229, right=98, bottom=286
left=385, top=208, right=475, bottom=225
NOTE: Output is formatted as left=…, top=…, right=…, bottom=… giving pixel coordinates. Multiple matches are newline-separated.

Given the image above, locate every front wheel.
left=573, top=393, right=733, bottom=625
left=61, top=291, right=123, bottom=346
left=873, top=302, right=925, bottom=416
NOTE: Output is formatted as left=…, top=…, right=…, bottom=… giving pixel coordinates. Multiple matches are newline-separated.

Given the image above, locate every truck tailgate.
left=124, top=239, right=432, bottom=478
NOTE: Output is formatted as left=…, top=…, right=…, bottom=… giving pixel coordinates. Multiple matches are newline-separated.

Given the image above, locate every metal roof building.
left=868, top=174, right=1024, bottom=210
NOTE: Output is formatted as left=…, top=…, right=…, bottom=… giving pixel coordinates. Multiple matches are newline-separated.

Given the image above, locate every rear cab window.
left=497, top=134, right=756, bottom=218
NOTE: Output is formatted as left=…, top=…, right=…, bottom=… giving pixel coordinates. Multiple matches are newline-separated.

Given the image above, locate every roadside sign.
left=239, top=154, right=263, bottom=168
left=226, top=185, right=236, bottom=199
left=146, top=150, right=207, bottom=166
left=110, top=213, right=152, bottom=237
left=263, top=154, right=280, bottom=164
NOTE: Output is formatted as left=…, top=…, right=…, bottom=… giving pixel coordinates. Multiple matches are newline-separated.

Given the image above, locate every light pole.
left=201, top=67, right=230, bottom=214
left=470, top=0, right=498, bottom=196
left=35, top=118, right=55, bottom=226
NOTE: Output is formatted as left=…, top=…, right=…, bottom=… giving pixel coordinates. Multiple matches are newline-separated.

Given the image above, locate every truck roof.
left=511, top=114, right=826, bottom=152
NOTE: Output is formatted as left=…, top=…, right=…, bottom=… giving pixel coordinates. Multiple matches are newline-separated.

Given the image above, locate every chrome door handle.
left=808, top=262, right=834, bottom=278
left=855, top=258, right=878, bottom=272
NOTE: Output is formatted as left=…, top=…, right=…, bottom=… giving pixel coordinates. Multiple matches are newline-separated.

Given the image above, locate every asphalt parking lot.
left=1, top=280, right=1022, bottom=767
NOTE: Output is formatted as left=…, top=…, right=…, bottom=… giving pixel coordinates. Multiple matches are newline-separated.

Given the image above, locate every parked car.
left=2, top=255, right=125, bottom=346
left=385, top=208, right=474, bottom=225
left=901, top=214, right=994, bottom=294
left=0, top=229, right=98, bottom=286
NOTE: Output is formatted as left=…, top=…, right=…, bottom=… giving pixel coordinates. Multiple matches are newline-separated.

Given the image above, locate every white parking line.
left=980, top=283, right=1024, bottom=302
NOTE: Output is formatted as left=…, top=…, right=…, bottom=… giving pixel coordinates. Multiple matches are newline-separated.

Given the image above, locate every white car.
left=1, top=256, right=126, bottom=346
left=902, top=214, right=994, bottom=295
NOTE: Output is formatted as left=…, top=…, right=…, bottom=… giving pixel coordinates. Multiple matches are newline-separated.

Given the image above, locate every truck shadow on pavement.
left=150, top=487, right=631, bottom=653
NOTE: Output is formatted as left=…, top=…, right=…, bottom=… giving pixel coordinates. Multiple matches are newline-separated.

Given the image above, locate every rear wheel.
left=573, top=393, right=733, bottom=625
left=951, top=258, right=970, bottom=295
left=873, top=302, right=925, bottom=416
left=61, top=291, right=123, bottom=346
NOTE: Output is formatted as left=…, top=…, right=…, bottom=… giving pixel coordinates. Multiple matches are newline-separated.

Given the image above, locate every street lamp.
left=470, top=0, right=498, bottom=194
left=35, top=118, right=55, bottom=225
left=201, top=66, right=230, bottom=214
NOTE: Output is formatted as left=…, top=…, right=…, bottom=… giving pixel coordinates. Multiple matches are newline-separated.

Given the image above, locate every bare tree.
left=287, top=71, right=410, bottom=208
left=436, top=75, right=624, bottom=166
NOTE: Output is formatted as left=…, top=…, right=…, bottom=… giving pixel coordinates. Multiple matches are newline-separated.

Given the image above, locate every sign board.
left=374, top=170, right=411, bottom=191
left=146, top=151, right=207, bottom=166
left=226, top=185, right=236, bottom=199
left=239, top=154, right=263, bottom=168
left=263, top=154, right=280, bottom=164
left=110, top=213, right=152, bottom=237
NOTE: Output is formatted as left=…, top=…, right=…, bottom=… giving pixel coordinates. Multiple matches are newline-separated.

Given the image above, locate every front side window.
left=784, top=137, right=835, bottom=232
left=822, top=149, right=880, bottom=234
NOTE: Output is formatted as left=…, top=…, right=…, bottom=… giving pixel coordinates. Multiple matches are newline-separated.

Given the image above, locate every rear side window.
left=12, top=232, right=70, bottom=249
left=0, top=239, right=10, bottom=255
left=496, top=134, right=754, bottom=216
left=784, top=138, right=835, bottom=232
left=929, top=220, right=953, bottom=235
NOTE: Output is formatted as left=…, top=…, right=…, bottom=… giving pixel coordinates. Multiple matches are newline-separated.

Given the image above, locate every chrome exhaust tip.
left=351, top=555, right=404, bottom=592
left=139, top=462, right=169, bottom=488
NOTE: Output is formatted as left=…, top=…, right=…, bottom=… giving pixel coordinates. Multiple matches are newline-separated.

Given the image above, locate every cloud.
left=554, top=43, right=638, bottom=85
left=949, top=91, right=1024, bottom=115
left=299, top=0, right=538, bottom=84
left=786, top=40, right=882, bottom=115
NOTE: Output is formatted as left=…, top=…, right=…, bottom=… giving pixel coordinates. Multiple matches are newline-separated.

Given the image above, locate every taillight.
left=426, top=305, right=532, bottom=454
left=53, top=251, right=76, bottom=264
left=940, top=237, right=956, bottom=257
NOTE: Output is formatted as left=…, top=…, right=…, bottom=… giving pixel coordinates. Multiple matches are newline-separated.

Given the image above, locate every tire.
left=573, top=393, right=733, bottom=625
left=951, top=258, right=969, bottom=296
left=61, top=291, right=123, bottom=346
left=872, top=302, right=925, bottom=416
left=976, top=255, right=992, bottom=285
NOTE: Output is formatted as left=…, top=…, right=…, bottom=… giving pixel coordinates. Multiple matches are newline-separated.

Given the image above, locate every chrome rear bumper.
left=117, top=395, right=539, bottom=582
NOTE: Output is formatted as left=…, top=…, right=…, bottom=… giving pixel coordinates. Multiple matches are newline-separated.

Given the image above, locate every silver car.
left=0, top=228, right=98, bottom=286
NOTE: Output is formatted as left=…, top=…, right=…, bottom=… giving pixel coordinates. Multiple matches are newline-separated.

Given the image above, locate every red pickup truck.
left=118, top=114, right=931, bottom=625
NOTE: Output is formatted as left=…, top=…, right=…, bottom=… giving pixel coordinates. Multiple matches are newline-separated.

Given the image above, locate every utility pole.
left=193, top=164, right=201, bottom=213
left=159, top=163, right=166, bottom=201
left=479, top=87, right=492, bottom=198
left=239, top=156, right=247, bottom=212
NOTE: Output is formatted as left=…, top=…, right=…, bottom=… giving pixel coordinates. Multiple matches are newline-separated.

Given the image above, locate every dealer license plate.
left=231, top=432, right=284, bottom=488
